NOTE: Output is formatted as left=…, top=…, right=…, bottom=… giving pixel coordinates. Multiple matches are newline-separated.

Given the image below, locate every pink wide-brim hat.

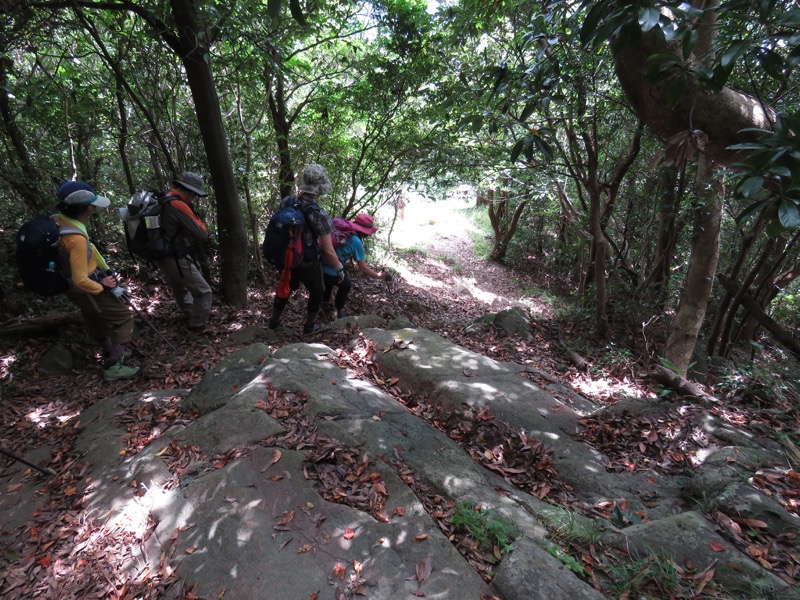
left=351, top=213, right=377, bottom=235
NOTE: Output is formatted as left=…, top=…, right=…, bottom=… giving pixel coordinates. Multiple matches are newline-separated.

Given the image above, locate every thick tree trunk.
left=171, top=0, right=248, bottom=307
left=664, top=155, right=722, bottom=373
left=611, top=28, right=773, bottom=165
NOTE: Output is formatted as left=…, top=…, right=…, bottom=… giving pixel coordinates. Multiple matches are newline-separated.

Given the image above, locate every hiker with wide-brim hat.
left=322, top=213, right=390, bottom=319
left=151, top=171, right=213, bottom=333
left=268, top=163, right=344, bottom=336
left=54, top=180, right=141, bottom=381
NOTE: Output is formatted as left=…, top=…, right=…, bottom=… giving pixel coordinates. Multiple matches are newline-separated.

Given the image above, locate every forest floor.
left=1, top=196, right=799, bottom=598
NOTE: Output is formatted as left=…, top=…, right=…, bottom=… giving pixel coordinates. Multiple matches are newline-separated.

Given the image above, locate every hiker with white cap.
left=322, top=213, right=390, bottom=319
left=152, top=171, right=213, bottom=333
left=54, top=180, right=141, bottom=381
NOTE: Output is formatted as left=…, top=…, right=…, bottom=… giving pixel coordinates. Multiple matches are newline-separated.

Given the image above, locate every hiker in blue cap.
left=54, top=180, right=140, bottom=381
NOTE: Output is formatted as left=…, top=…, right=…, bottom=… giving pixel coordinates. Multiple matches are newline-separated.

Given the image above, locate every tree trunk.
left=0, top=56, right=46, bottom=211
left=0, top=311, right=83, bottom=336
left=170, top=0, right=248, bottom=307
left=267, top=69, right=295, bottom=200
left=718, top=275, right=800, bottom=360
left=730, top=235, right=800, bottom=347
left=664, top=155, right=722, bottom=373
left=637, top=165, right=683, bottom=305
left=115, top=81, right=135, bottom=193
left=706, top=213, right=767, bottom=356
left=611, top=26, right=773, bottom=166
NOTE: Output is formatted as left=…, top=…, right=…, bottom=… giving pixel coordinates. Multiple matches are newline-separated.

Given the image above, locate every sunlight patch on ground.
left=569, top=373, right=656, bottom=403
left=456, top=274, right=547, bottom=314
left=391, top=265, right=448, bottom=290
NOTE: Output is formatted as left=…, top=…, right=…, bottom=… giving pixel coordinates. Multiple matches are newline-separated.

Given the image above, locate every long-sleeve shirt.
left=54, top=214, right=110, bottom=295
left=160, top=188, right=209, bottom=255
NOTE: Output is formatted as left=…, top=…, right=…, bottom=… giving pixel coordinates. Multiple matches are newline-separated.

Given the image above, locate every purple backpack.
left=331, top=217, right=356, bottom=249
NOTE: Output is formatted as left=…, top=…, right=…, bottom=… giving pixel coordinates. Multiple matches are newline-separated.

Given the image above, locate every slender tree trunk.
left=171, top=0, right=248, bottom=307
left=664, top=155, right=722, bottom=373
left=734, top=235, right=800, bottom=344
left=718, top=275, right=800, bottom=359
left=706, top=214, right=766, bottom=356
left=638, top=166, right=683, bottom=305
left=582, top=142, right=609, bottom=337
left=0, top=56, right=45, bottom=210
left=267, top=68, right=294, bottom=199
left=116, top=82, right=135, bottom=193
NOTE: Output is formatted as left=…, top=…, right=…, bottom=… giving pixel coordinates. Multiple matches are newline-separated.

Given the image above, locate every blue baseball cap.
left=56, top=180, right=111, bottom=208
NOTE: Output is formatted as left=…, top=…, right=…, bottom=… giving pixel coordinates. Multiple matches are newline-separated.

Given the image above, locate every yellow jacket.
left=54, top=215, right=110, bottom=295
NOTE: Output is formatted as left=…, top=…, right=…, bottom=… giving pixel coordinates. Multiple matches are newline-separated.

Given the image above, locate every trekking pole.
left=0, top=446, right=56, bottom=477
left=118, top=292, right=179, bottom=353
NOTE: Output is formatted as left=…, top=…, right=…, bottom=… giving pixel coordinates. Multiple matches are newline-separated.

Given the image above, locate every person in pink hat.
left=322, top=213, right=390, bottom=319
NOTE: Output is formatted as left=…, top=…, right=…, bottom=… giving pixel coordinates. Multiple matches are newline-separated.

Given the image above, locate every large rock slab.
left=601, top=511, right=790, bottom=597
left=362, top=327, right=685, bottom=519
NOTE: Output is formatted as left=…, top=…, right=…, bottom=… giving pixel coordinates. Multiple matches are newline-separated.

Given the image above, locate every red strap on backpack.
left=276, top=244, right=293, bottom=299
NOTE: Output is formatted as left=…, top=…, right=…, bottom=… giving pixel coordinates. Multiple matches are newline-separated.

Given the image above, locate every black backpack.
left=262, top=196, right=321, bottom=270
left=15, top=215, right=85, bottom=296
left=122, top=190, right=177, bottom=260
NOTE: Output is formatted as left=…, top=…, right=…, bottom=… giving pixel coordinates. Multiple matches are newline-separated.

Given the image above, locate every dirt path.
left=378, top=197, right=553, bottom=324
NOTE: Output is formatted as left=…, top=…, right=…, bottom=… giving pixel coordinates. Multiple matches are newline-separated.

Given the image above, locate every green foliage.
left=601, top=550, right=681, bottom=599
left=544, top=542, right=586, bottom=575
left=450, top=501, right=519, bottom=556
left=592, top=342, right=634, bottom=375
left=714, top=360, right=794, bottom=409
left=733, top=112, right=800, bottom=234
left=545, top=506, right=603, bottom=547
left=466, top=207, right=493, bottom=259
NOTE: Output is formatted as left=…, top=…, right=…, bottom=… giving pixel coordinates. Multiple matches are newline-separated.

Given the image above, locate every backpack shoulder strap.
left=58, top=225, right=85, bottom=237
left=56, top=225, right=92, bottom=262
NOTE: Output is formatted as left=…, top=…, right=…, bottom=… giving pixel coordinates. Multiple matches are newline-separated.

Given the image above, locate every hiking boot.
left=302, top=322, right=326, bottom=337
left=336, top=309, right=348, bottom=319
left=268, top=319, right=281, bottom=330
left=103, top=362, right=141, bottom=381
left=103, top=344, right=133, bottom=368
left=320, top=301, right=333, bottom=313
left=188, top=324, right=210, bottom=333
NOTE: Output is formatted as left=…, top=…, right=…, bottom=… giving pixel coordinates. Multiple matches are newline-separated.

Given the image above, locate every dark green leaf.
left=638, top=7, right=660, bottom=32
left=645, top=53, right=681, bottom=77
left=580, top=1, right=612, bottom=47
left=533, top=135, right=554, bottom=161
left=735, top=198, right=771, bottom=226
left=757, top=48, right=785, bottom=80
left=681, top=28, right=697, bottom=60
left=778, top=9, right=800, bottom=26
left=520, top=100, right=538, bottom=122
left=739, top=176, right=764, bottom=198
left=772, top=166, right=792, bottom=178
left=510, top=139, right=525, bottom=163
left=720, top=40, right=749, bottom=70
left=778, top=200, right=800, bottom=230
